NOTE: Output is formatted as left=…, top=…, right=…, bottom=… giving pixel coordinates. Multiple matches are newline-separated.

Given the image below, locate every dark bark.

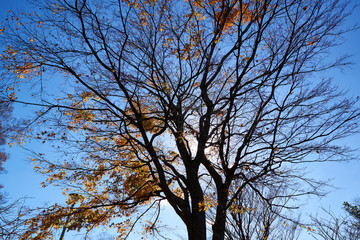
left=212, top=200, right=227, bottom=240
left=186, top=211, right=207, bottom=240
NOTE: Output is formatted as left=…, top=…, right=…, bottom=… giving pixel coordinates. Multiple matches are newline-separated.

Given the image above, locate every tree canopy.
left=0, top=0, right=359, bottom=239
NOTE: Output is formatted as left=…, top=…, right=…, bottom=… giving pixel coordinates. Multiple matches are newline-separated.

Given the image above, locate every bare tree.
left=0, top=0, right=359, bottom=239
left=0, top=100, right=12, bottom=174
left=221, top=176, right=303, bottom=240
left=0, top=197, right=28, bottom=240
left=0, top=90, right=28, bottom=239
left=312, top=200, right=360, bottom=240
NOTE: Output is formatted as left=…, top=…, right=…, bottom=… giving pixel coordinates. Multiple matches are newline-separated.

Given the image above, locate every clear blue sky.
left=0, top=0, right=360, bottom=239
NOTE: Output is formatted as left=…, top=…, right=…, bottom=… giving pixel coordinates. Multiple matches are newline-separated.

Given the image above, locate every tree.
left=343, top=200, right=360, bottom=237
left=0, top=100, right=12, bottom=175
left=0, top=0, right=359, bottom=239
left=311, top=200, right=360, bottom=240
left=209, top=176, right=304, bottom=240
left=0, top=89, right=28, bottom=239
left=0, top=197, right=28, bottom=240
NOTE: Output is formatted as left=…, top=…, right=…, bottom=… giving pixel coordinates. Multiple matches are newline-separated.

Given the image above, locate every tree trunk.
left=186, top=210, right=207, bottom=240
left=212, top=190, right=228, bottom=240
left=211, top=208, right=227, bottom=240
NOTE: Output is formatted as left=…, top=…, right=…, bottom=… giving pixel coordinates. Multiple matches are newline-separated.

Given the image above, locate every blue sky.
left=0, top=0, right=61, bottom=204
left=0, top=0, right=360, bottom=239
left=0, top=1, right=57, bottom=201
